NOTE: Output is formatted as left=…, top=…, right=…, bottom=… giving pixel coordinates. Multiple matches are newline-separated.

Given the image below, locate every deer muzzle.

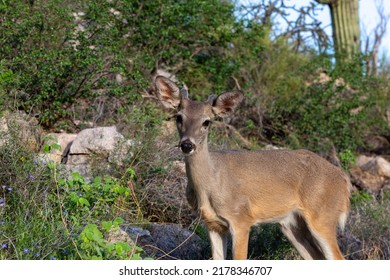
left=180, top=139, right=195, bottom=154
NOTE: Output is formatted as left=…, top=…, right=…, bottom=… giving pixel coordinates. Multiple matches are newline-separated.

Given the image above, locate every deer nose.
left=180, top=139, right=195, bottom=154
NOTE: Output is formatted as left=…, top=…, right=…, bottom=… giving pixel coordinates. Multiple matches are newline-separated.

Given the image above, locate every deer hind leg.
left=303, top=213, right=345, bottom=260
left=280, top=213, right=326, bottom=260
left=307, top=227, right=345, bottom=260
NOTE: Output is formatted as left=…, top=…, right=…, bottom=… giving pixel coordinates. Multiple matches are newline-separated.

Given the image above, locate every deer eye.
left=175, top=114, right=183, bottom=125
left=202, top=120, right=211, bottom=128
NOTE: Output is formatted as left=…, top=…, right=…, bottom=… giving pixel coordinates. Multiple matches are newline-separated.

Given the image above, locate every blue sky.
left=240, top=0, right=390, bottom=59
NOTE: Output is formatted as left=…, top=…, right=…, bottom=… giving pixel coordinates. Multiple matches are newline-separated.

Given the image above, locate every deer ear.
left=154, top=76, right=181, bottom=110
left=212, top=91, right=243, bottom=117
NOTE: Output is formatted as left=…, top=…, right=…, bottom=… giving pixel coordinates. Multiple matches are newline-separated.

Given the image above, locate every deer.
left=154, top=76, right=351, bottom=260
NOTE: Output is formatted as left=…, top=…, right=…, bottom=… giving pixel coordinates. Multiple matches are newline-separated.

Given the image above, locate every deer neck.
left=184, top=141, right=216, bottom=191
left=184, top=139, right=225, bottom=226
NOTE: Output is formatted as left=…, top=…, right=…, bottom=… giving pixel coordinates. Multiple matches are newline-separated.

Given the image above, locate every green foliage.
left=78, top=218, right=145, bottom=260
left=258, top=54, right=388, bottom=157
left=0, top=128, right=141, bottom=259
left=0, top=129, right=59, bottom=260
left=350, top=191, right=374, bottom=206
left=249, top=224, right=296, bottom=260
left=0, top=0, right=133, bottom=127
left=288, top=82, right=365, bottom=151
left=339, top=149, right=356, bottom=170
left=59, top=173, right=130, bottom=221
left=0, top=0, right=241, bottom=128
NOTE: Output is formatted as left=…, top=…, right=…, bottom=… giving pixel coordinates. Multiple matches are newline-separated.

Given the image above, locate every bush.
left=0, top=0, right=133, bottom=127
left=240, top=52, right=389, bottom=157
left=0, top=0, right=243, bottom=129
left=78, top=218, right=146, bottom=260
left=0, top=128, right=142, bottom=259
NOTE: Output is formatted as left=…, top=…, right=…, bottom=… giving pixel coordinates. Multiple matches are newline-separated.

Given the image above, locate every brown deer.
left=154, top=76, right=351, bottom=260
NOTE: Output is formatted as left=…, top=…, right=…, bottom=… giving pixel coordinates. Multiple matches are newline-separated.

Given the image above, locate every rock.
left=125, top=226, right=151, bottom=241
left=264, top=144, right=283, bottom=150
left=106, top=227, right=135, bottom=245
left=365, top=135, right=390, bottom=153
left=108, top=139, right=134, bottom=165
left=334, top=77, right=346, bottom=88
left=64, top=158, right=92, bottom=180
left=0, top=111, right=42, bottom=151
left=355, top=155, right=372, bottom=167
left=357, top=155, right=390, bottom=177
left=350, top=167, right=384, bottom=193
left=42, top=133, right=77, bottom=163
left=317, top=72, right=331, bottom=84
left=350, top=155, right=390, bottom=194
left=124, top=224, right=208, bottom=260
left=374, top=157, right=390, bottom=177
left=65, top=126, right=133, bottom=179
left=69, top=126, right=123, bottom=155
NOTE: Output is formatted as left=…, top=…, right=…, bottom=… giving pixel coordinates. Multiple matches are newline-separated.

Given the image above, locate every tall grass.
left=0, top=126, right=144, bottom=259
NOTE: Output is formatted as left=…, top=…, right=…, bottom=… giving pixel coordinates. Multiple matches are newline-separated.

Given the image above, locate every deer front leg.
left=200, top=206, right=229, bottom=259
left=209, top=230, right=228, bottom=260
left=231, top=226, right=250, bottom=260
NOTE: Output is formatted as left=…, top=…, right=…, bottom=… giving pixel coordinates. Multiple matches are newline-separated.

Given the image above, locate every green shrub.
left=255, top=54, right=389, bottom=157
left=0, top=0, right=244, bottom=129
left=78, top=218, right=146, bottom=260
left=59, top=173, right=130, bottom=222
left=0, top=128, right=141, bottom=259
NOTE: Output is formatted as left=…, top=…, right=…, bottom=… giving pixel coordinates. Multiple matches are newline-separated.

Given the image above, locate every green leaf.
left=43, top=143, right=51, bottom=153
left=52, top=143, right=62, bottom=151
left=113, top=217, right=124, bottom=227
left=116, top=242, right=130, bottom=252
left=93, top=176, right=102, bottom=185
left=106, top=243, right=115, bottom=252
left=102, top=221, right=113, bottom=232
left=69, top=192, right=79, bottom=203
left=85, top=231, right=94, bottom=241
left=47, top=161, right=55, bottom=170
left=115, top=243, right=123, bottom=255
left=78, top=197, right=90, bottom=207
left=130, top=253, right=142, bottom=260
left=126, top=168, right=136, bottom=179
left=72, top=172, right=83, bottom=182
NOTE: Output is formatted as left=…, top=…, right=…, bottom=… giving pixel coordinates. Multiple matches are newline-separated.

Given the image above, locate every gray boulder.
left=124, top=224, right=209, bottom=260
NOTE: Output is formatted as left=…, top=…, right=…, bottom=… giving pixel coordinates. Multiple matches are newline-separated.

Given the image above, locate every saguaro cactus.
left=316, top=0, right=360, bottom=59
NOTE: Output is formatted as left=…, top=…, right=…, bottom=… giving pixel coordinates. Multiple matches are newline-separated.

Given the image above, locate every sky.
left=240, top=0, right=390, bottom=59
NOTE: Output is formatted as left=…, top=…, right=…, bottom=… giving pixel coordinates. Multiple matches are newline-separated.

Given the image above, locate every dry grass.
left=340, top=195, right=390, bottom=259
